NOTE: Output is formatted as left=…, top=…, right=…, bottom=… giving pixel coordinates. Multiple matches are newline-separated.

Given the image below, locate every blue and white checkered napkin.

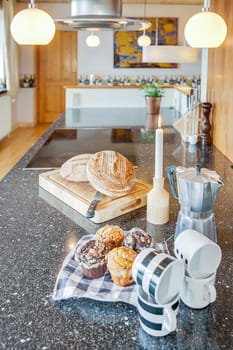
left=52, top=235, right=137, bottom=306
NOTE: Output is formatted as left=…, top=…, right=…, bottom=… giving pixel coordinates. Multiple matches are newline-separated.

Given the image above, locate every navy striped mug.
left=137, top=286, right=180, bottom=337
left=132, top=248, right=185, bottom=304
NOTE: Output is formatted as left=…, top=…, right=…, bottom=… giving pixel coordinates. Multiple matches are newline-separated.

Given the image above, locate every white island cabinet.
left=65, top=86, right=175, bottom=110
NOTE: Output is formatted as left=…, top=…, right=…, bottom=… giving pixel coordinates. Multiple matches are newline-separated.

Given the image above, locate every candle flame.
left=158, top=115, right=162, bottom=128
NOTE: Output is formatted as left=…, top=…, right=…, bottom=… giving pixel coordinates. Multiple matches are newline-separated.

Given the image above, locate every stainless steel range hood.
left=55, top=0, right=151, bottom=31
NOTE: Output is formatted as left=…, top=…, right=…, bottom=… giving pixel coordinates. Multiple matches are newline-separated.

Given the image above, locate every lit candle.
left=155, top=115, right=163, bottom=179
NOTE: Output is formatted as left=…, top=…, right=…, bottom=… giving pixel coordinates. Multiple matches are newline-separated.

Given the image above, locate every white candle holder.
left=147, top=177, right=169, bottom=225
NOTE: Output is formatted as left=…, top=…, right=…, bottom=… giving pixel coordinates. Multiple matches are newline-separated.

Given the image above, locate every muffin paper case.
left=52, top=235, right=138, bottom=306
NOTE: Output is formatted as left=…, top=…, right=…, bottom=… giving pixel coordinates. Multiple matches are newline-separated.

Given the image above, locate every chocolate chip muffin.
left=124, top=227, right=152, bottom=253
left=75, top=239, right=107, bottom=279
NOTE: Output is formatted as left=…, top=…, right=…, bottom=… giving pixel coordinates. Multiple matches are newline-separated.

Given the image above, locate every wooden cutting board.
left=39, top=170, right=152, bottom=223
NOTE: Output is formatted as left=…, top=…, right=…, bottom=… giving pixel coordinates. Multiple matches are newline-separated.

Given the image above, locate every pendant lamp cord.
left=202, top=0, right=210, bottom=12
left=141, top=0, right=147, bottom=36
left=143, top=0, right=146, bottom=19
left=28, top=0, right=36, bottom=9
left=155, top=18, right=159, bottom=45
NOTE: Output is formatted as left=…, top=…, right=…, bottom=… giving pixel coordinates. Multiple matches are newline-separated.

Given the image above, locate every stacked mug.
left=174, top=229, right=222, bottom=309
left=132, top=248, right=185, bottom=337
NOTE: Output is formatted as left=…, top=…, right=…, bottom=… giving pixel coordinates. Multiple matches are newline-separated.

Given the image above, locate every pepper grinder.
left=201, top=102, right=212, bottom=146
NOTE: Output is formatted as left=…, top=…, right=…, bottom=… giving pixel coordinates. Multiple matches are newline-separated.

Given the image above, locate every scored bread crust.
left=87, top=150, right=135, bottom=197
left=60, top=153, right=93, bottom=182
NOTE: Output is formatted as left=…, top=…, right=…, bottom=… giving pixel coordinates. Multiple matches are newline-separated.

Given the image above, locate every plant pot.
left=145, top=113, right=159, bottom=131
left=145, top=96, right=162, bottom=115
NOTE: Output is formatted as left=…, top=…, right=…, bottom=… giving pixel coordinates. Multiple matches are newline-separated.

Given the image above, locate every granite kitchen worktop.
left=0, top=110, right=233, bottom=350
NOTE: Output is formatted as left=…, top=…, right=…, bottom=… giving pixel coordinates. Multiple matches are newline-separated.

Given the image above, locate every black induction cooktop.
left=24, top=127, right=141, bottom=169
left=24, top=107, right=179, bottom=170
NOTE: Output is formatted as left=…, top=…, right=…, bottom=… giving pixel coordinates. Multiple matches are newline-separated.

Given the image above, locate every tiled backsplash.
left=78, top=74, right=201, bottom=87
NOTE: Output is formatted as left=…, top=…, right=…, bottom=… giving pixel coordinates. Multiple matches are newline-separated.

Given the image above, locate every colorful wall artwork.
left=114, top=17, right=178, bottom=68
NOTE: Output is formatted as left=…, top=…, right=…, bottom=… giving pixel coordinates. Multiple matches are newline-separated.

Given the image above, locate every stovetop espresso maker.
left=166, top=164, right=223, bottom=242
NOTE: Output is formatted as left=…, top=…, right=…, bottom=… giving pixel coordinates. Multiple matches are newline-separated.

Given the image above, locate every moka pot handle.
left=166, top=166, right=179, bottom=200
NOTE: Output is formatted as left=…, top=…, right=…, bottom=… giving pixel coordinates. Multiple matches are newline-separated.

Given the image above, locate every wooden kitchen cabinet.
left=36, top=30, right=77, bottom=123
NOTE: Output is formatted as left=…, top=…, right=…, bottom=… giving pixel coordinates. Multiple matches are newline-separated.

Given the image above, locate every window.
left=0, top=8, right=7, bottom=93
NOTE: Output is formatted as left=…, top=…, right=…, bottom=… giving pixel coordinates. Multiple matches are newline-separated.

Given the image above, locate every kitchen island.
left=0, top=109, right=232, bottom=350
left=65, top=85, right=196, bottom=115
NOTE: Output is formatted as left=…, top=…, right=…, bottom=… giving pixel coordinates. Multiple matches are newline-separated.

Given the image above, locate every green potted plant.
left=142, top=83, right=164, bottom=98
left=142, top=83, right=164, bottom=115
left=141, top=83, right=164, bottom=130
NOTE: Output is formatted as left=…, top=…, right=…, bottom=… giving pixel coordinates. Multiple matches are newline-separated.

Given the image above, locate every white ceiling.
left=17, top=1, right=203, bottom=5
left=123, top=0, right=202, bottom=4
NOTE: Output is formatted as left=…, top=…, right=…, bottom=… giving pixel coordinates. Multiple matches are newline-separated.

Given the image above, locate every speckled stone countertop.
left=0, top=111, right=233, bottom=350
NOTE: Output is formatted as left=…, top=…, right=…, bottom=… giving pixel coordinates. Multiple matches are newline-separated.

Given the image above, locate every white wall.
left=78, top=4, right=202, bottom=78
left=18, top=45, right=35, bottom=75
left=0, top=95, right=11, bottom=140
left=17, top=3, right=202, bottom=79
left=14, top=2, right=202, bottom=125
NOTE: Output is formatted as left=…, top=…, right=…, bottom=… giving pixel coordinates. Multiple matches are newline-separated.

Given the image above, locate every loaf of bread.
left=60, top=154, right=92, bottom=182
left=87, top=150, right=135, bottom=197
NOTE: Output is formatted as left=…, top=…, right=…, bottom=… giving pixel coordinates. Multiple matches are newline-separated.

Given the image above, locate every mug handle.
left=166, top=166, right=179, bottom=200
left=164, top=307, right=177, bottom=332
left=207, top=284, right=216, bottom=303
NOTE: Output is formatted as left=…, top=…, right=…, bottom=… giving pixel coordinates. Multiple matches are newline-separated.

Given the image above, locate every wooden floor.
left=0, top=124, right=51, bottom=180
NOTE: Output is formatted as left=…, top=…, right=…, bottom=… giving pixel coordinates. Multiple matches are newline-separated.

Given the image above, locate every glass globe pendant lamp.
left=11, top=0, right=55, bottom=45
left=137, top=0, right=151, bottom=47
left=86, top=32, right=100, bottom=47
left=137, top=30, right=151, bottom=47
left=184, top=0, right=227, bottom=48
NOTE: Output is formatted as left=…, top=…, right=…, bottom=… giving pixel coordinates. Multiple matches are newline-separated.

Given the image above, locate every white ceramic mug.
left=132, top=248, right=185, bottom=305
left=189, top=134, right=198, bottom=145
left=137, top=286, right=179, bottom=337
left=181, top=272, right=216, bottom=309
left=174, top=229, right=222, bottom=279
